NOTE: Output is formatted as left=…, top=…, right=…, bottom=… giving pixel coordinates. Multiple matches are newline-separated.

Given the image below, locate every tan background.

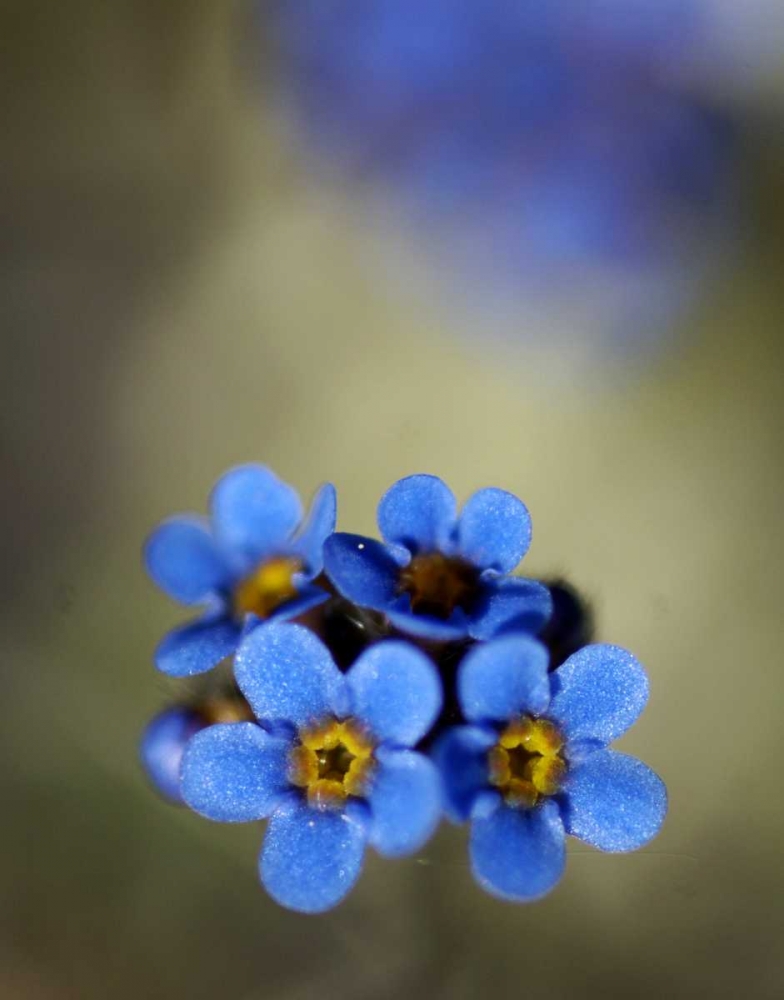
left=2, top=3, right=783, bottom=998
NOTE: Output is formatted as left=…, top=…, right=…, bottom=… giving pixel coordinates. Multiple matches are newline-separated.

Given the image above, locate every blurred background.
left=2, top=2, right=783, bottom=997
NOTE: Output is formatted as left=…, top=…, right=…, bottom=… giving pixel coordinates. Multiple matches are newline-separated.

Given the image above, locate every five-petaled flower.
left=433, top=635, right=667, bottom=901
left=180, top=623, right=444, bottom=913
left=323, top=474, right=552, bottom=642
left=144, top=465, right=336, bottom=677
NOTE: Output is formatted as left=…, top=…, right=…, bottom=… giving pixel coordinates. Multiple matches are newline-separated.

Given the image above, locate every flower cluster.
left=142, top=465, right=666, bottom=913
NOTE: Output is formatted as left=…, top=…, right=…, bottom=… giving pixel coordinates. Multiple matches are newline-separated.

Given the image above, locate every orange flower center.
left=288, top=718, right=376, bottom=810
left=233, top=556, right=302, bottom=619
left=488, top=717, right=566, bottom=809
left=398, top=552, right=479, bottom=619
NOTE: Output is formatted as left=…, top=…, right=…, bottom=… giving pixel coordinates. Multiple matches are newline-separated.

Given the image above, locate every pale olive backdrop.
left=2, top=4, right=783, bottom=999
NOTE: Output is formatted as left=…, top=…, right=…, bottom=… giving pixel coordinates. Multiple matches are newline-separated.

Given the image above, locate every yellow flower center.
left=398, top=552, right=479, bottom=619
left=488, top=717, right=566, bottom=809
left=288, top=718, right=376, bottom=810
left=233, top=556, right=302, bottom=619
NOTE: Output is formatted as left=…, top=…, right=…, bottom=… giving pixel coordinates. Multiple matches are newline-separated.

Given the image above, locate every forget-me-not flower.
left=144, top=465, right=336, bottom=677
left=140, top=693, right=254, bottom=803
left=180, top=622, right=443, bottom=913
left=433, top=635, right=667, bottom=901
left=323, top=474, right=552, bottom=641
left=140, top=706, right=205, bottom=804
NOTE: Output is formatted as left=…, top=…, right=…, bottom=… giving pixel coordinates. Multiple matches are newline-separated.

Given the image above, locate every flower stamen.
left=398, top=552, right=479, bottom=619
left=233, top=556, right=302, bottom=619
left=489, top=716, right=566, bottom=809
left=289, top=718, right=375, bottom=810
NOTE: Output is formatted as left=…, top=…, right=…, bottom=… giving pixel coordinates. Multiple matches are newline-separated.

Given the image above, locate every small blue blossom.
left=323, top=474, right=552, bottom=641
left=180, top=622, right=444, bottom=913
left=140, top=706, right=205, bottom=804
left=144, top=465, right=336, bottom=677
left=433, top=636, right=667, bottom=902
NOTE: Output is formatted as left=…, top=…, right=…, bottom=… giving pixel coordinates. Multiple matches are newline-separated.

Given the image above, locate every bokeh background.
left=3, top=2, right=783, bottom=998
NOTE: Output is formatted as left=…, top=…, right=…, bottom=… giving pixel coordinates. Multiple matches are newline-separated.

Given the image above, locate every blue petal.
left=181, top=723, right=291, bottom=822
left=154, top=615, right=240, bottom=677
left=322, top=533, right=400, bottom=609
left=456, top=488, right=532, bottom=573
left=470, top=577, right=554, bottom=640
left=470, top=800, right=566, bottom=902
left=377, top=474, right=457, bottom=553
left=458, top=635, right=550, bottom=724
left=260, top=800, right=367, bottom=913
left=561, top=750, right=667, bottom=852
left=367, top=748, right=442, bottom=857
left=386, top=605, right=470, bottom=641
left=264, top=582, right=330, bottom=623
left=144, top=516, right=230, bottom=604
left=346, top=640, right=442, bottom=746
left=139, top=707, right=204, bottom=803
left=234, top=623, right=347, bottom=729
left=289, top=482, right=337, bottom=575
left=431, top=725, right=495, bottom=822
left=210, top=464, right=303, bottom=565
left=548, top=644, right=649, bottom=746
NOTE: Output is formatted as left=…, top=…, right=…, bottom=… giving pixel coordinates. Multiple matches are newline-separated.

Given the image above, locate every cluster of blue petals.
left=142, top=465, right=666, bottom=913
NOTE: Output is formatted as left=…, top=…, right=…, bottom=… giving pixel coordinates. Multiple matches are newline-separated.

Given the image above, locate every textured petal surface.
left=181, top=723, right=291, bottom=822
left=144, top=516, right=230, bottom=604
left=235, top=623, right=346, bottom=728
left=431, top=725, right=495, bottom=822
left=377, top=474, right=457, bottom=553
left=458, top=635, right=551, bottom=724
left=368, top=748, right=442, bottom=857
left=290, top=482, right=337, bottom=575
left=456, top=488, right=532, bottom=573
left=346, top=640, right=442, bottom=746
left=260, top=801, right=367, bottom=913
left=139, top=707, right=204, bottom=803
left=548, top=644, right=649, bottom=746
left=154, top=615, right=240, bottom=677
left=323, top=533, right=400, bottom=609
left=470, top=577, right=554, bottom=639
left=561, top=750, right=667, bottom=851
left=210, top=464, right=303, bottom=564
left=264, top=583, right=330, bottom=624
left=386, top=605, right=469, bottom=641
left=470, top=800, right=566, bottom=902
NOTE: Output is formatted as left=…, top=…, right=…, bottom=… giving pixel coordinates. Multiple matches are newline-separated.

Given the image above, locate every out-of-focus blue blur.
left=266, top=0, right=739, bottom=365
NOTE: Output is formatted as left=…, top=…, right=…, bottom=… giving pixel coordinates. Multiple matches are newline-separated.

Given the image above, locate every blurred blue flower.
left=267, top=0, right=735, bottom=361
left=140, top=706, right=205, bottom=803
left=144, top=465, right=336, bottom=677
left=323, top=474, right=552, bottom=641
left=181, top=623, right=443, bottom=913
left=433, top=636, right=667, bottom=901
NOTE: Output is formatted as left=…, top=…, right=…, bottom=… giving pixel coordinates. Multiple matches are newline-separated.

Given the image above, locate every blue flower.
left=140, top=694, right=255, bottom=803
left=180, top=622, right=444, bottom=913
left=433, top=636, right=667, bottom=901
left=140, top=706, right=205, bottom=803
left=144, top=465, right=336, bottom=677
left=323, top=474, right=552, bottom=641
